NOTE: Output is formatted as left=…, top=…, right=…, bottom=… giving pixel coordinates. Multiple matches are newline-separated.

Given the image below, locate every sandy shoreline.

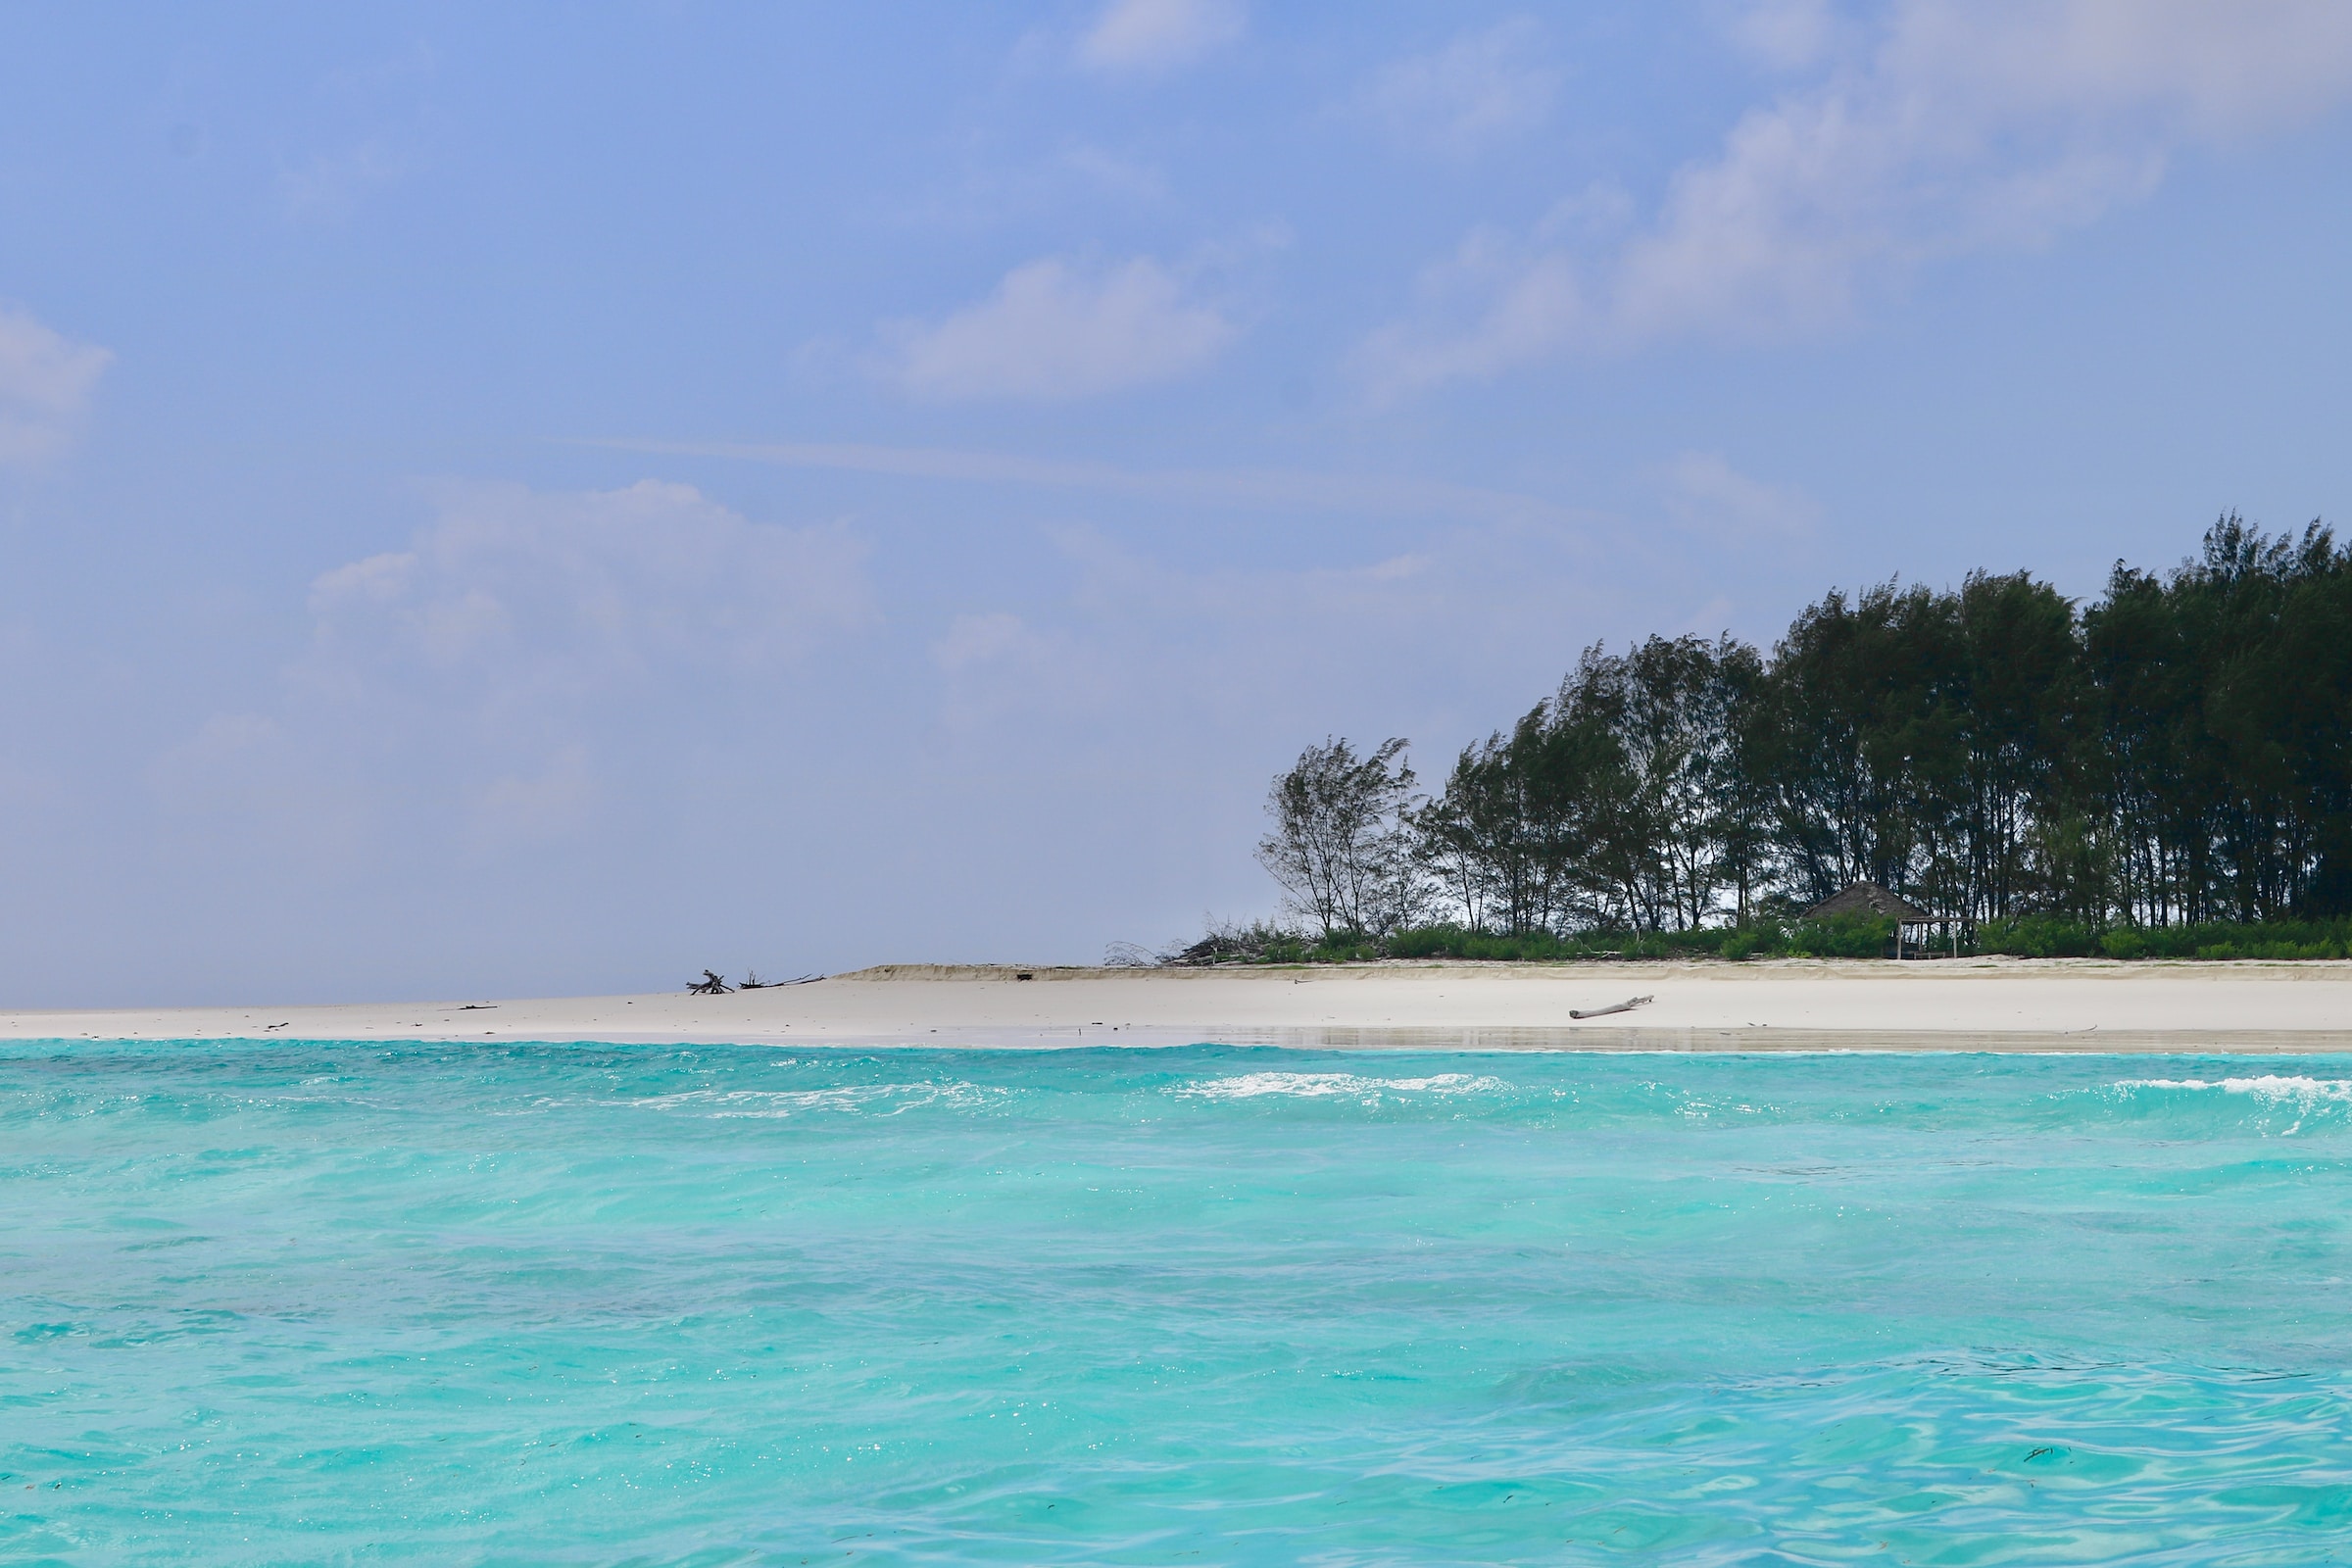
left=4, top=957, right=2352, bottom=1052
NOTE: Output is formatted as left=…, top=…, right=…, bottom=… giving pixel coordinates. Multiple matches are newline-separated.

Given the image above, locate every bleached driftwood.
left=1569, top=994, right=1654, bottom=1020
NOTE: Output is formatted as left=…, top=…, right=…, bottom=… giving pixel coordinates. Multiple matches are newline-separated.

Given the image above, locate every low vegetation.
left=1148, top=913, right=2352, bottom=965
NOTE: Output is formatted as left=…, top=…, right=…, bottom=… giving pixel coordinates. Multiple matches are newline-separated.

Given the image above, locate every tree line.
left=1253, top=516, right=2352, bottom=953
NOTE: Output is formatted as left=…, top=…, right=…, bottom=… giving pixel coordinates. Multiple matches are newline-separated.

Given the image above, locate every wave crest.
left=1175, top=1071, right=1508, bottom=1104
left=2114, top=1075, right=2352, bottom=1102
left=625, top=1083, right=1006, bottom=1118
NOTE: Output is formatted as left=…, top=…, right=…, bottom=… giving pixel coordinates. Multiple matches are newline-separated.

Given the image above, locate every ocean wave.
left=2113, top=1075, right=2352, bottom=1102
left=623, top=1083, right=1007, bottom=1118
left=1174, top=1071, right=1509, bottom=1104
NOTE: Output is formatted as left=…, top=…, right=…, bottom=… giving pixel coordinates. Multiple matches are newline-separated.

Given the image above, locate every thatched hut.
left=1804, top=881, right=1960, bottom=958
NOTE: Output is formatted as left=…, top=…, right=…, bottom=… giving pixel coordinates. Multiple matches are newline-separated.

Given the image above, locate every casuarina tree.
left=1256, top=737, right=1422, bottom=941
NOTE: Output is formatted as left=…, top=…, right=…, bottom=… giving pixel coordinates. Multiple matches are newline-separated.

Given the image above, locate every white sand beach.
left=5, top=958, right=2351, bottom=1051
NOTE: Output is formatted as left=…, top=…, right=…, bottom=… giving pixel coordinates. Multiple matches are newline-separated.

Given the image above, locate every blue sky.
left=5, top=1, right=2352, bottom=1004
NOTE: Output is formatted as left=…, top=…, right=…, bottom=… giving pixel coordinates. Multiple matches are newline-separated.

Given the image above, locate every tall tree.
left=1270, top=518, right=2352, bottom=941
left=1949, top=570, right=2084, bottom=924
left=1256, top=737, right=1422, bottom=940
left=1557, top=636, right=1746, bottom=931
left=1750, top=582, right=1953, bottom=906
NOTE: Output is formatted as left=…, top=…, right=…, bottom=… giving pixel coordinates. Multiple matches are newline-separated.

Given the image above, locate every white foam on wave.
left=626, top=1083, right=1005, bottom=1118
left=2115, top=1075, right=2352, bottom=1102
left=1175, top=1071, right=1508, bottom=1103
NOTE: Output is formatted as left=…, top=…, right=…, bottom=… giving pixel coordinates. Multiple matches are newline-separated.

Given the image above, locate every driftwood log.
left=693, top=970, right=823, bottom=993
left=1569, top=994, right=1654, bottom=1020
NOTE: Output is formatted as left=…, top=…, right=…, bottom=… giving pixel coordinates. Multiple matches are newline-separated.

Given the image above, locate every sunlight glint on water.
left=5, top=1042, right=2352, bottom=1563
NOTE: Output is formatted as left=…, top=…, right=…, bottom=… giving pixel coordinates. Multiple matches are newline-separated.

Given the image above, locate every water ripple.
left=5, top=1042, right=2351, bottom=1562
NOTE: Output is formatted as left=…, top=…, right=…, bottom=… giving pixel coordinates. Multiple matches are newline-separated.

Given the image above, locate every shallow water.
left=6, top=1041, right=2352, bottom=1564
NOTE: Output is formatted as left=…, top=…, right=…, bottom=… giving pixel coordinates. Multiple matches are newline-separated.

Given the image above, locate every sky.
left=5, top=0, right=2352, bottom=1004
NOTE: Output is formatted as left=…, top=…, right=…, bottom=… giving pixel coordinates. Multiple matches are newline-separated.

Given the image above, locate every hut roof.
left=1804, top=881, right=1936, bottom=922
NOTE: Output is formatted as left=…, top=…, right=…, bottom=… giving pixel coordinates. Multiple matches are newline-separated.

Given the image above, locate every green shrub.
left=2099, top=927, right=2148, bottom=960
left=1975, top=914, right=2101, bottom=957
left=1166, top=914, right=2352, bottom=968
left=1992, top=917, right=2352, bottom=960
left=1785, top=913, right=1894, bottom=958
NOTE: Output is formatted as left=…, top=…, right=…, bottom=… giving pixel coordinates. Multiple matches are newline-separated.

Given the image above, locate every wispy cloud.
left=1724, top=0, right=1839, bottom=71
left=586, top=436, right=1607, bottom=530
left=1358, top=0, right=2352, bottom=396
left=881, top=256, right=1236, bottom=400
left=278, top=138, right=410, bottom=221
left=1351, top=228, right=1584, bottom=402
left=0, top=307, right=112, bottom=466
left=932, top=611, right=1115, bottom=731
left=1360, top=18, right=1557, bottom=158
left=305, top=478, right=874, bottom=695
left=278, top=43, right=437, bottom=223
left=163, top=479, right=875, bottom=860
left=1076, top=0, right=1245, bottom=74
left=916, top=518, right=1663, bottom=770
left=1659, top=451, right=1820, bottom=542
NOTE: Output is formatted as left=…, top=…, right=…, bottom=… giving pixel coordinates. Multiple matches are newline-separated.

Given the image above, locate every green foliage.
left=1969, top=916, right=2352, bottom=959
left=1383, top=923, right=1750, bottom=961
left=1245, top=514, right=2352, bottom=958
left=1206, top=915, right=1897, bottom=963
left=1163, top=910, right=2345, bottom=971
left=1974, top=914, right=2103, bottom=958
left=1167, top=912, right=2352, bottom=966
left=2098, top=927, right=2148, bottom=960
left=1782, top=914, right=1897, bottom=958
left=1256, top=738, right=1420, bottom=942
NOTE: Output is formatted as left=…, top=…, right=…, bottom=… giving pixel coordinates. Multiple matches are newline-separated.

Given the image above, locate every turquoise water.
left=6, top=1042, right=2352, bottom=1564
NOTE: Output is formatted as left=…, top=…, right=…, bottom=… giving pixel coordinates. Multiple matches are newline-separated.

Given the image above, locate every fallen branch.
left=1569, top=994, right=1654, bottom=1019
left=737, top=970, right=823, bottom=990
left=687, top=969, right=734, bottom=995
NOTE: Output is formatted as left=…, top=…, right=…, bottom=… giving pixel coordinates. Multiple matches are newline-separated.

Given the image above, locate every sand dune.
left=6, top=957, right=2351, bottom=1051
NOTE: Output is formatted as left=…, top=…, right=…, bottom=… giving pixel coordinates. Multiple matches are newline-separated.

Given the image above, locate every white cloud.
left=0, top=307, right=112, bottom=466
left=277, top=44, right=435, bottom=222
left=933, top=611, right=1042, bottom=674
left=1893, top=0, right=2352, bottom=135
left=1660, top=452, right=1820, bottom=541
left=931, top=611, right=1116, bottom=730
left=1725, top=0, right=1838, bottom=71
left=1077, top=0, right=1244, bottom=73
left=278, top=138, right=409, bottom=221
left=1359, top=0, right=2352, bottom=395
left=163, top=480, right=875, bottom=858
left=1351, top=228, right=1584, bottom=401
left=309, top=550, right=418, bottom=610
left=305, top=478, right=872, bottom=700
left=884, top=256, right=1236, bottom=400
left=907, top=519, right=1685, bottom=767
left=600, top=436, right=1603, bottom=533
left=1059, top=144, right=1168, bottom=203
left=1362, top=18, right=1557, bottom=157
